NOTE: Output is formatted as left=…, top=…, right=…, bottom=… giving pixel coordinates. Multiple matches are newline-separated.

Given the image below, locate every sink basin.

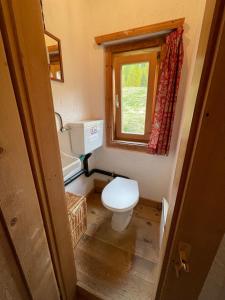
left=60, top=151, right=81, bottom=181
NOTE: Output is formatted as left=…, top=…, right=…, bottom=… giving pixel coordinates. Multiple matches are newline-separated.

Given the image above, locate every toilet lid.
left=102, top=177, right=139, bottom=212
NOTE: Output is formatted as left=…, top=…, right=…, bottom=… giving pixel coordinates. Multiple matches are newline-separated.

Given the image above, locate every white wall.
left=43, top=0, right=93, bottom=123
left=43, top=0, right=95, bottom=195
left=43, top=0, right=206, bottom=201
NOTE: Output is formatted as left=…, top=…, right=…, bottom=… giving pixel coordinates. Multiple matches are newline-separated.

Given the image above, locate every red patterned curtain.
left=148, top=27, right=184, bottom=155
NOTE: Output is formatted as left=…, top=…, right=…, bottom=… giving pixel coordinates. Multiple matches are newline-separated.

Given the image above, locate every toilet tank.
left=69, top=120, right=103, bottom=155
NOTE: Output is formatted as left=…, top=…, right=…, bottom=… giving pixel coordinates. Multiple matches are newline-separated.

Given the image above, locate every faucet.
left=54, top=112, right=68, bottom=132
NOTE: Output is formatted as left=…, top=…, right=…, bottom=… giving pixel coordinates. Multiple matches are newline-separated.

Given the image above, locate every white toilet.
left=101, top=177, right=139, bottom=232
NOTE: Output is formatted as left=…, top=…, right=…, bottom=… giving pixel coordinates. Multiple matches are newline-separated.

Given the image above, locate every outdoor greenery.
left=121, top=62, right=149, bottom=134
left=122, top=62, right=149, bottom=87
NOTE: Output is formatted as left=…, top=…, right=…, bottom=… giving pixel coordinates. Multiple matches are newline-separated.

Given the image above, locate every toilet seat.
left=102, top=177, right=139, bottom=212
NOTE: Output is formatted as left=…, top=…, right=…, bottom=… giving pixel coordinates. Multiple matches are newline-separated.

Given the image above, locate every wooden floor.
left=75, top=192, right=161, bottom=300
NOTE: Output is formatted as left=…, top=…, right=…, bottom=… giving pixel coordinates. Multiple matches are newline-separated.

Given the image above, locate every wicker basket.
left=66, top=192, right=87, bottom=249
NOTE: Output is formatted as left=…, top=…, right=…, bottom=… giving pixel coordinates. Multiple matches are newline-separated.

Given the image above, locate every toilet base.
left=111, top=209, right=133, bottom=232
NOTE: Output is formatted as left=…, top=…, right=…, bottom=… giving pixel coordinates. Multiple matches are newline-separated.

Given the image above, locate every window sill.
left=107, top=139, right=149, bottom=153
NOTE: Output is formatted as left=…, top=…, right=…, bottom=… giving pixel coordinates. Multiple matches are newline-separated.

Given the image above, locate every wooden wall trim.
left=0, top=1, right=76, bottom=299
left=95, top=18, right=185, bottom=45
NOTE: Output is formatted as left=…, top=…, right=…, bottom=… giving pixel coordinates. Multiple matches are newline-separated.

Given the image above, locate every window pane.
left=121, top=62, right=149, bottom=135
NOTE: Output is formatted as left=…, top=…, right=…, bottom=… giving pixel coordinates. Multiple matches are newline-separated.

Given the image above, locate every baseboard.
left=93, top=179, right=162, bottom=210
left=139, top=197, right=162, bottom=210
left=93, top=178, right=110, bottom=193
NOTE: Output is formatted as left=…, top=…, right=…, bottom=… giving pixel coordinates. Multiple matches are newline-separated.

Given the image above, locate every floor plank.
left=75, top=192, right=161, bottom=299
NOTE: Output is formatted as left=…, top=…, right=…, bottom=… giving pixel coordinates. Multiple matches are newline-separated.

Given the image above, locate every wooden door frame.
left=0, top=1, right=77, bottom=299
left=0, top=28, right=61, bottom=299
left=155, top=0, right=225, bottom=298
left=1, top=0, right=224, bottom=299
left=0, top=218, right=30, bottom=300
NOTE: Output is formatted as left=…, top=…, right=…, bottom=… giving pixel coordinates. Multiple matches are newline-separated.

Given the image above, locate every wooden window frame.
left=98, top=18, right=185, bottom=152
left=95, top=18, right=184, bottom=45
left=114, top=52, right=158, bottom=143
left=105, top=39, right=162, bottom=152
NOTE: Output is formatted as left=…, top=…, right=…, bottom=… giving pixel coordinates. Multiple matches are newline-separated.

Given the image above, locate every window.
left=105, top=40, right=161, bottom=151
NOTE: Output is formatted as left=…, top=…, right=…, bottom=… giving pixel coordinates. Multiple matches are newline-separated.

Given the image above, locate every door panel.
left=0, top=32, right=60, bottom=299
left=158, top=6, right=225, bottom=300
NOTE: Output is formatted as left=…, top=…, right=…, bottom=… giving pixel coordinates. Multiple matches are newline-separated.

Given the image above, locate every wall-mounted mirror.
left=44, top=31, right=64, bottom=82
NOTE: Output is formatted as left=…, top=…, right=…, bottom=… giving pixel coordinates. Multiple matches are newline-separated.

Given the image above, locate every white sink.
left=60, top=151, right=81, bottom=181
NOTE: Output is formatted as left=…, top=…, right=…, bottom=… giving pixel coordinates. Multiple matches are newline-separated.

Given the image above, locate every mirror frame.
left=45, top=30, right=64, bottom=82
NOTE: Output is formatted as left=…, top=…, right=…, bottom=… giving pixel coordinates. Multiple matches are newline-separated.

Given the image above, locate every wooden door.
left=156, top=3, right=225, bottom=300
left=0, top=31, right=60, bottom=299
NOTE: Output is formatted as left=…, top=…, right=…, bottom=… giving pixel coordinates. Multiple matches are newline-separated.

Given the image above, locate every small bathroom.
left=41, top=0, right=208, bottom=299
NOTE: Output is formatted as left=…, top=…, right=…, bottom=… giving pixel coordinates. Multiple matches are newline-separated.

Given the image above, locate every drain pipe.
left=83, top=153, right=129, bottom=179
left=64, top=169, right=86, bottom=186
left=64, top=153, right=129, bottom=186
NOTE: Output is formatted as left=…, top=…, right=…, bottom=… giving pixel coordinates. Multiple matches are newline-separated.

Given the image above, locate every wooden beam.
left=95, top=18, right=185, bottom=45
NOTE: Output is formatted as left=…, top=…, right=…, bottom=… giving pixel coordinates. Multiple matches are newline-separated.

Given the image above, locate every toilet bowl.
left=101, top=177, right=139, bottom=232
